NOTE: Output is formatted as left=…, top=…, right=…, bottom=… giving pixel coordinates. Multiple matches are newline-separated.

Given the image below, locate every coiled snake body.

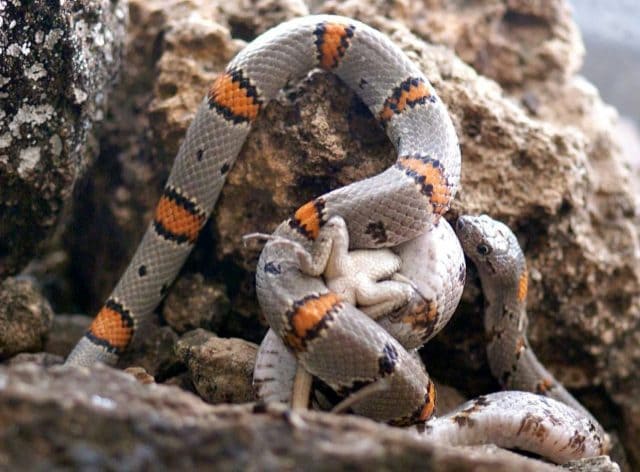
left=66, top=15, right=606, bottom=463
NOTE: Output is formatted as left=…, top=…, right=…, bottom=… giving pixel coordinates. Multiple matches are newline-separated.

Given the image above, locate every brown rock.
left=0, top=277, right=54, bottom=359
left=174, top=329, right=257, bottom=404
left=117, top=318, right=179, bottom=378
left=124, top=366, right=156, bottom=384
left=162, top=274, right=230, bottom=334
left=0, top=362, right=560, bottom=470
left=44, top=314, right=91, bottom=358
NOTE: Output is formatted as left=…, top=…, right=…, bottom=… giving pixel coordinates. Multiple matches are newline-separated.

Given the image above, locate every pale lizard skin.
left=64, top=15, right=607, bottom=462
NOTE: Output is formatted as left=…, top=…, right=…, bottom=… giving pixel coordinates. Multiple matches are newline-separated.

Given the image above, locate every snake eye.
left=476, top=243, right=491, bottom=256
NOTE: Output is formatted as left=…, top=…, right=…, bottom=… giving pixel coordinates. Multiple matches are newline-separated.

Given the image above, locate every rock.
left=162, top=372, right=196, bottom=392
left=36, top=0, right=639, bottom=466
left=6, top=352, right=63, bottom=367
left=117, top=318, right=179, bottom=378
left=0, top=0, right=127, bottom=277
left=408, top=0, right=583, bottom=86
left=43, top=314, right=91, bottom=358
left=0, top=277, right=54, bottom=359
left=432, top=380, right=468, bottom=416
left=0, top=362, right=561, bottom=470
left=220, top=0, right=310, bottom=37
left=174, top=329, right=257, bottom=404
left=563, top=455, right=621, bottom=472
left=162, top=273, right=230, bottom=334
left=124, top=366, right=155, bottom=384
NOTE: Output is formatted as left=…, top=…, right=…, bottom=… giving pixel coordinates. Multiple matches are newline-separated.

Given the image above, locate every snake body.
left=65, top=15, right=607, bottom=463
left=254, top=220, right=466, bottom=404
left=415, top=391, right=605, bottom=464
left=455, top=215, right=601, bottom=425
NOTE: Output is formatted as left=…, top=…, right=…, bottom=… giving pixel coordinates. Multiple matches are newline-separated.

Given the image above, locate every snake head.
left=455, top=215, right=526, bottom=291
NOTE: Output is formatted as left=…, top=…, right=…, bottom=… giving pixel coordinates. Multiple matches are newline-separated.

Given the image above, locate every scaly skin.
left=455, top=215, right=606, bottom=434
left=415, top=391, right=606, bottom=464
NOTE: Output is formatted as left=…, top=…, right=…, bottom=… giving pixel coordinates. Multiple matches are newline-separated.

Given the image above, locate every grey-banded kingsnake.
left=65, top=15, right=608, bottom=463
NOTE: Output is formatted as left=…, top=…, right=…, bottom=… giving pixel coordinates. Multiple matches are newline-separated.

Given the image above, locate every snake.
left=64, top=14, right=607, bottom=463
left=454, top=215, right=604, bottom=427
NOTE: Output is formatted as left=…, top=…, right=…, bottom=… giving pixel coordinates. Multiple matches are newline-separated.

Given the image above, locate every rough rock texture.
left=124, top=366, right=156, bottom=384
left=0, top=277, right=54, bottom=359
left=116, top=317, right=179, bottom=378
left=563, top=455, right=620, bottom=472
left=6, top=352, right=63, bottom=367
left=43, top=313, right=90, bottom=357
left=173, top=329, right=257, bottom=404
left=162, top=273, right=230, bottom=334
left=0, top=362, right=565, bottom=470
left=0, top=0, right=127, bottom=277
left=8, top=0, right=637, bottom=469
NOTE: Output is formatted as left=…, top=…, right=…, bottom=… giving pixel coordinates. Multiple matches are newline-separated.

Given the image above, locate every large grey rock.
left=0, top=0, right=127, bottom=276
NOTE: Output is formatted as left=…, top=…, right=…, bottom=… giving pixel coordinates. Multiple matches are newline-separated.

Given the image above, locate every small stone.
left=174, top=329, right=257, bottom=404
left=0, top=277, right=54, bottom=360
left=124, top=366, right=155, bottom=384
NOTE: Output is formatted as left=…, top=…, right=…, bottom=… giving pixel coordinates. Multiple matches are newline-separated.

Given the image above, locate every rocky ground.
left=1, top=0, right=638, bottom=470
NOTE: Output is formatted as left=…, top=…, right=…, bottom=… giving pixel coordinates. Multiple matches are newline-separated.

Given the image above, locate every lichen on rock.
left=0, top=0, right=127, bottom=277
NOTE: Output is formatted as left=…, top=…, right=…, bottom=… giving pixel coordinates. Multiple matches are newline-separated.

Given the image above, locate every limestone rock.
left=0, top=0, right=127, bottom=276
left=0, top=277, right=54, bottom=359
left=174, top=329, right=257, bottom=404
